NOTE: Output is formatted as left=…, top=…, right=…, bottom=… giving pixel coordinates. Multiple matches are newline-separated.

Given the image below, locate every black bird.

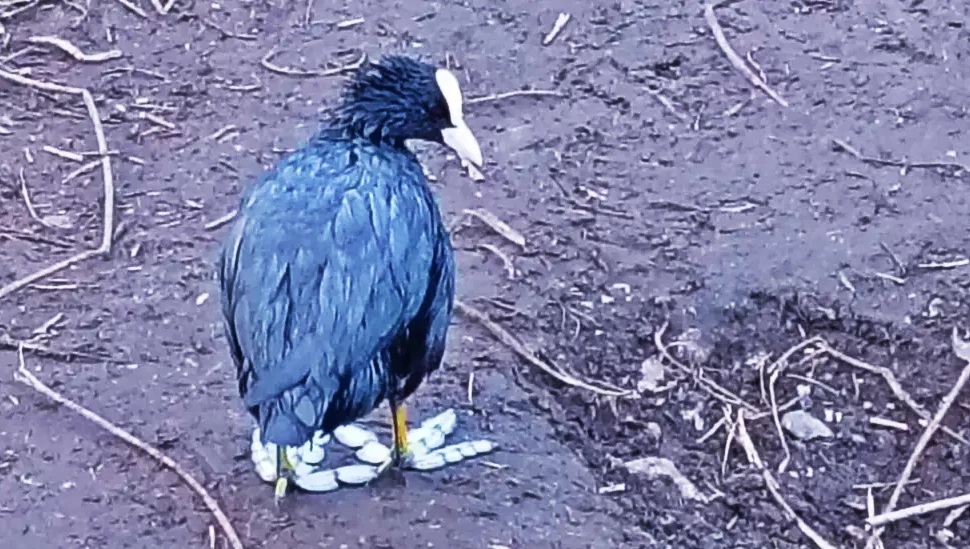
left=217, top=55, right=483, bottom=499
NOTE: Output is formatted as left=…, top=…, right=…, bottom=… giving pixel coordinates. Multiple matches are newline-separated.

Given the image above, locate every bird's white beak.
left=441, top=122, right=483, bottom=168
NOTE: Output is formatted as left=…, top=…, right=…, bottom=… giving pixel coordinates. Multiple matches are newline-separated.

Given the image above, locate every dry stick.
left=466, top=89, right=565, bottom=105
left=820, top=342, right=968, bottom=445
left=14, top=346, right=244, bottom=549
left=0, top=334, right=117, bottom=363
left=19, top=167, right=59, bottom=230
left=0, top=69, right=116, bottom=302
left=478, top=243, right=515, bottom=280
left=27, top=36, right=123, bottom=63
left=654, top=322, right=759, bottom=412
left=767, top=368, right=791, bottom=473
left=542, top=12, right=571, bottom=46
left=63, top=159, right=101, bottom=184
left=734, top=409, right=840, bottom=549
left=868, top=492, right=970, bottom=528
left=703, top=3, right=789, bottom=108
left=303, top=0, right=315, bottom=26
left=865, top=328, right=970, bottom=536
left=462, top=208, right=526, bottom=249
left=150, top=0, right=176, bottom=14
left=764, top=336, right=822, bottom=474
left=454, top=300, right=631, bottom=396
left=260, top=50, right=366, bottom=78
left=113, top=0, right=148, bottom=18
left=832, top=138, right=970, bottom=175
left=205, top=209, right=238, bottom=231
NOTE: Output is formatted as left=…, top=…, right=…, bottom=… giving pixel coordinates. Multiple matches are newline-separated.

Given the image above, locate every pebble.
left=782, top=410, right=834, bottom=440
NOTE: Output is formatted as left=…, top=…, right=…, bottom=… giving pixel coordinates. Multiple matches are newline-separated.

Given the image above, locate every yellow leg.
left=274, top=446, right=294, bottom=504
left=391, top=401, right=410, bottom=464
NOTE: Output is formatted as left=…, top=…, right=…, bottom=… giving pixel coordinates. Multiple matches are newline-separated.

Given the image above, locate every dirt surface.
left=1, top=1, right=969, bottom=548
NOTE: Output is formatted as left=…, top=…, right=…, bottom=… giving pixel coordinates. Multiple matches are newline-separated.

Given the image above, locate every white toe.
left=333, top=425, right=378, bottom=448
left=355, top=440, right=391, bottom=465
left=335, top=464, right=379, bottom=485
left=292, top=460, right=317, bottom=478
left=302, top=442, right=327, bottom=464
left=409, top=452, right=447, bottom=471
left=293, top=469, right=340, bottom=492
left=406, top=440, right=497, bottom=471
left=420, top=408, right=457, bottom=435
left=253, top=455, right=278, bottom=483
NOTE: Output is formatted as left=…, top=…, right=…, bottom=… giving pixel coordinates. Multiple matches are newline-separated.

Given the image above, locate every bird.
left=217, top=54, right=487, bottom=500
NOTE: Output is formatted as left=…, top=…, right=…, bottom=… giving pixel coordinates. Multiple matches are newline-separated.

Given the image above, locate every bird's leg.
left=390, top=398, right=411, bottom=465
left=274, top=445, right=290, bottom=504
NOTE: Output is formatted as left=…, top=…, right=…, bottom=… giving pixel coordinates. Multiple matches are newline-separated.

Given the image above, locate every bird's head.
left=336, top=55, right=483, bottom=168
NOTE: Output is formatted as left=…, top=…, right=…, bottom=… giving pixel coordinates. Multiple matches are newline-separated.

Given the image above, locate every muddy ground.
left=1, top=0, right=969, bottom=548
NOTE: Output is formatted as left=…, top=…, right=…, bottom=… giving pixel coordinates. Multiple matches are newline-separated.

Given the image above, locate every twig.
left=14, top=346, right=244, bottom=549
left=764, top=336, right=822, bottom=473
left=768, top=368, right=791, bottom=473
left=203, top=18, right=259, bottom=41
left=868, top=492, right=970, bottom=528
left=820, top=341, right=968, bottom=445
left=916, top=258, right=969, bottom=270
left=0, top=334, right=117, bottom=363
left=140, top=111, right=176, bottom=129
left=865, top=328, right=970, bottom=538
left=478, top=243, right=515, bottom=280
left=27, top=36, right=123, bottom=63
left=832, top=138, right=970, bottom=175
left=63, top=159, right=101, bottom=184
left=703, top=3, right=789, bottom=108
left=869, top=416, right=909, bottom=432
left=646, top=88, right=688, bottom=122
left=205, top=209, right=238, bottom=231
left=654, top=322, right=759, bottom=412
left=260, top=50, right=366, bottom=78
left=19, top=167, right=59, bottom=230
left=466, top=89, right=565, bottom=105
left=112, top=0, right=147, bottom=18
left=303, top=0, right=314, bottom=26
left=542, top=13, right=571, bottom=46
left=335, top=17, right=364, bottom=29
left=462, top=208, right=526, bottom=249
left=733, top=409, right=839, bottom=549
left=455, top=300, right=631, bottom=396
left=43, top=144, right=85, bottom=162
left=0, top=69, right=116, bottom=301
left=150, top=0, right=176, bottom=14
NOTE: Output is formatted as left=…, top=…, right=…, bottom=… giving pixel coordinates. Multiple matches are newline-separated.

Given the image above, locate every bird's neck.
left=326, top=104, right=413, bottom=149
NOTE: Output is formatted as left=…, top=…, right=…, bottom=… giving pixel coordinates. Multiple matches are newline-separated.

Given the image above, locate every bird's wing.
left=395, top=222, right=456, bottom=399
left=219, top=158, right=439, bottom=411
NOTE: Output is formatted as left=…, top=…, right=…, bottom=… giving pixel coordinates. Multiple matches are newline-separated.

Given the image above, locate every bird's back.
left=218, top=135, right=455, bottom=447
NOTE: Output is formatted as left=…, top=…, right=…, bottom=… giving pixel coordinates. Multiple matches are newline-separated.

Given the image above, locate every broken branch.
left=703, top=3, right=789, bottom=108
left=0, top=68, right=116, bottom=302
left=14, top=346, right=244, bottom=549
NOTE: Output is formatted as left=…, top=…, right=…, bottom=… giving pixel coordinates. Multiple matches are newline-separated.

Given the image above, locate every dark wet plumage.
left=218, top=56, right=459, bottom=449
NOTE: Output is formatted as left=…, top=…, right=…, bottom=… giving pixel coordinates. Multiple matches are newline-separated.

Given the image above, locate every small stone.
left=782, top=410, right=834, bottom=440
left=624, top=456, right=709, bottom=503
left=637, top=356, right=666, bottom=393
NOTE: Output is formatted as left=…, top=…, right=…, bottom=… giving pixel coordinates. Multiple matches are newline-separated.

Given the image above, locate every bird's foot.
left=250, top=409, right=497, bottom=493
